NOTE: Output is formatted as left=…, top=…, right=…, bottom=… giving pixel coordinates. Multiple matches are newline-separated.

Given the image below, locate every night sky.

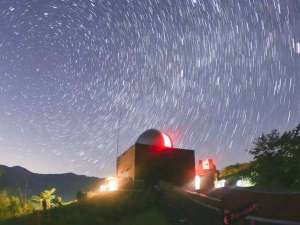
left=0, top=0, right=299, bottom=177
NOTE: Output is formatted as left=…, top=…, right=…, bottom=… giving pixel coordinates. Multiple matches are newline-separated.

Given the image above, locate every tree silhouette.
left=248, top=124, right=300, bottom=189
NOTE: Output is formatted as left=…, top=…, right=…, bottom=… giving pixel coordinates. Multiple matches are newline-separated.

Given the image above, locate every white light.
left=296, top=42, right=300, bottom=54
left=202, top=160, right=210, bottom=170
left=215, top=179, right=226, bottom=188
left=236, top=179, right=254, bottom=187
left=195, top=175, right=201, bottom=190
left=162, top=133, right=172, bottom=148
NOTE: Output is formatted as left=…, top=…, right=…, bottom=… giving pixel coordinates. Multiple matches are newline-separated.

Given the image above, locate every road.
left=159, top=182, right=300, bottom=225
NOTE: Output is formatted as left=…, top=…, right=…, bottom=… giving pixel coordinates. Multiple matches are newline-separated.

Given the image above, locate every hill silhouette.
left=0, top=165, right=103, bottom=201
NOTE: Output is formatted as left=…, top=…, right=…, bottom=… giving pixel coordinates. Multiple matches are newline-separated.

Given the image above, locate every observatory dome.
left=136, top=129, right=173, bottom=148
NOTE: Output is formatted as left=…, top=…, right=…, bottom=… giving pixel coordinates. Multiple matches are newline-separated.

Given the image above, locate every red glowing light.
left=161, top=132, right=172, bottom=148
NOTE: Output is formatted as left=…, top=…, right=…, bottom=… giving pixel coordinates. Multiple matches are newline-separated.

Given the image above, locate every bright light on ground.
left=236, top=178, right=254, bottom=187
left=99, top=177, right=119, bottom=192
left=195, top=175, right=201, bottom=190
left=214, top=179, right=226, bottom=188
left=99, top=185, right=107, bottom=192
left=107, top=177, right=118, bottom=191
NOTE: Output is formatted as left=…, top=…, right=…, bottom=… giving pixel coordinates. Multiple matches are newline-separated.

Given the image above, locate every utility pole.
left=116, top=111, right=122, bottom=177
left=116, top=110, right=122, bottom=157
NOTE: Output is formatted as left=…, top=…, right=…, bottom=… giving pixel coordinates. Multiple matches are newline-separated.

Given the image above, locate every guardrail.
left=246, top=216, right=300, bottom=225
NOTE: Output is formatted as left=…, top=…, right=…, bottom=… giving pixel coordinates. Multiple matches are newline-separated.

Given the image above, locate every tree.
left=248, top=124, right=300, bottom=189
left=219, top=162, right=253, bottom=185
left=31, top=188, right=57, bottom=210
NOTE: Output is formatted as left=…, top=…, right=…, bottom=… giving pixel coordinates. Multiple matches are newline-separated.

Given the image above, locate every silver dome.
left=136, top=129, right=172, bottom=147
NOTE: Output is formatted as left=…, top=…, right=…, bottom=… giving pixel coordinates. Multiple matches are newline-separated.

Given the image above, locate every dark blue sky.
left=0, top=0, right=299, bottom=177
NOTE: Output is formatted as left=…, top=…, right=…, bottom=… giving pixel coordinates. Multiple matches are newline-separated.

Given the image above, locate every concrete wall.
left=116, top=145, right=136, bottom=179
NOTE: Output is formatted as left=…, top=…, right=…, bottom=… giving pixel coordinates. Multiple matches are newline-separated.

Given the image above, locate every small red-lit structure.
left=196, top=159, right=216, bottom=193
left=198, top=159, right=216, bottom=176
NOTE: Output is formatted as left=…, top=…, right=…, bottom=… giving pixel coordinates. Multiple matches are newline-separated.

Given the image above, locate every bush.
left=0, top=191, right=33, bottom=221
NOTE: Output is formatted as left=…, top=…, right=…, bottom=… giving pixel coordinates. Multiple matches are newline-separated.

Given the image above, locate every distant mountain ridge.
left=0, top=165, right=103, bottom=201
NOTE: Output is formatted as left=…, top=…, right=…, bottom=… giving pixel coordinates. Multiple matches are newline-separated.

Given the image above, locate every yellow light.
left=99, top=177, right=119, bottom=192
left=107, top=178, right=118, bottom=191
left=195, top=175, right=201, bottom=190
left=99, top=185, right=107, bottom=192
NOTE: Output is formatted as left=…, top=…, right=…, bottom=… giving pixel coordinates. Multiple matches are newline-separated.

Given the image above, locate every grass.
left=0, top=191, right=172, bottom=225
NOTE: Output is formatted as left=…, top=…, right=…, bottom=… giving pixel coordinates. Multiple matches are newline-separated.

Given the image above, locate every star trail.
left=0, top=0, right=299, bottom=177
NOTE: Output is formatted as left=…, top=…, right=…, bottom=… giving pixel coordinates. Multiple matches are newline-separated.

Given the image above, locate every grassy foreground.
left=0, top=191, right=171, bottom=225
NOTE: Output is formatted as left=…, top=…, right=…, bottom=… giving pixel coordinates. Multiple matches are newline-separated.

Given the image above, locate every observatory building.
left=116, top=129, right=195, bottom=187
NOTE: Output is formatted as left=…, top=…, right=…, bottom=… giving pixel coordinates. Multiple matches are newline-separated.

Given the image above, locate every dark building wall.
left=117, top=144, right=195, bottom=187
left=135, top=144, right=195, bottom=187
left=199, top=171, right=215, bottom=193
left=116, top=145, right=135, bottom=179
